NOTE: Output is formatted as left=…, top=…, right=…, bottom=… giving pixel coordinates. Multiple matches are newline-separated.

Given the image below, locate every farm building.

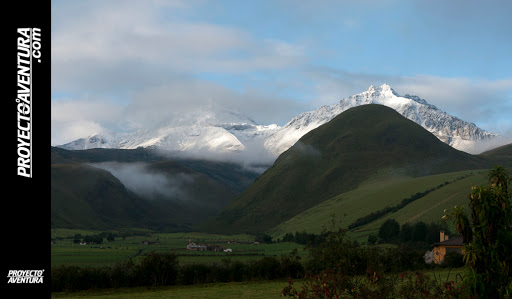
left=141, top=240, right=160, bottom=245
left=186, top=240, right=232, bottom=252
left=429, top=231, right=464, bottom=264
left=187, top=240, right=208, bottom=251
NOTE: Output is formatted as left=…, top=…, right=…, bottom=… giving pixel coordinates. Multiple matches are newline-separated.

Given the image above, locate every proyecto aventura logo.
left=7, top=270, right=44, bottom=284
left=16, top=28, right=41, bottom=178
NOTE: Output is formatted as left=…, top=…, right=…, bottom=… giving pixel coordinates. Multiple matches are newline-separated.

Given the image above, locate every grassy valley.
left=51, top=229, right=303, bottom=268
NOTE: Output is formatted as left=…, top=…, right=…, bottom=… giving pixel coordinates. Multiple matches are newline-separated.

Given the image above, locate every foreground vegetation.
left=52, top=280, right=288, bottom=299
left=281, top=165, right=512, bottom=298
left=52, top=269, right=464, bottom=299
left=51, top=166, right=511, bottom=298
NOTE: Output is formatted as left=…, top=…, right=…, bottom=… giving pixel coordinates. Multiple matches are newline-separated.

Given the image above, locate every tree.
left=378, top=219, right=400, bottom=243
left=367, top=234, right=378, bottom=245
left=83, top=234, right=103, bottom=244
left=411, top=221, right=428, bottom=243
left=444, top=165, right=512, bottom=298
left=282, top=232, right=294, bottom=242
left=256, top=233, right=273, bottom=244
left=107, top=233, right=115, bottom=242
left=399, top=222, right=414, bottom=243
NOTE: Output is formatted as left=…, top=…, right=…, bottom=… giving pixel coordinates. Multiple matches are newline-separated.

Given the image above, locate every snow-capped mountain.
left=264, top=84, right=498, bottom=155
left=58, top=109, right=280, bottom=154
left=58, top=84, right=499, bottom=158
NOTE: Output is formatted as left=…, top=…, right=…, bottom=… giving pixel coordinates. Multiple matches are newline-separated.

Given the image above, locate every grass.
left=350, top=171, right=488, bottom=242
left=51, top=268, right=465, bottom=299
left=51, top=230, right=305, bottom=268
left=268, top=169, right=487, bottom=240
left=51, top=280, right=288, bottom=299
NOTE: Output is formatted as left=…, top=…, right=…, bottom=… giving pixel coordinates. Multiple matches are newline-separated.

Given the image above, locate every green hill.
left=198, top=104, right=491, bottom=234
left=479, top=143, right=512, bottom=167
left=51, top=163, right=152, bottom=229
left=51, top=147, right=259, bottom=231
left=267, top=169, right=489, bottom=240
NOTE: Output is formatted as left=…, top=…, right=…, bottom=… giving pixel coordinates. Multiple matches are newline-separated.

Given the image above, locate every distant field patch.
left=51, top=230, right=304, bottom=268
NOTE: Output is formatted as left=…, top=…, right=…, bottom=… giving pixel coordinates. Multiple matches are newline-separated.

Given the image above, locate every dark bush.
left=109, top=260, right=137, bottom=288
left=442, top=251, right=464, bottom=268
left=378, top=219, right=400, bottom=243
left=279, top=249, right=304, bottom=279
left=367, top=234, right=378, bottom=245
left=135, top=251, right=179, bottom=286
left=178, top=264, right=212, bottom=285
left=250, top=257, right=281, bottom=280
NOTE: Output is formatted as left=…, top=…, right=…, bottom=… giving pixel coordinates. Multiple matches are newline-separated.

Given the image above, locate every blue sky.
left=51, top=0, right=512, bottom=146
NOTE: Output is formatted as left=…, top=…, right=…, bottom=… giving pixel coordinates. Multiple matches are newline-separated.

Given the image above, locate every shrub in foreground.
left=282, top=270, right=469, bottom=298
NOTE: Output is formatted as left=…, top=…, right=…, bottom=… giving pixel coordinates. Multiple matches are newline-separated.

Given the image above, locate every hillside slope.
left=51, top=147, right=259, bottom=231
left=199, top=104, right=490, bottom=234
left=51, top=163, right=152, bottom=229
left=268, top=169, right=488, bottom=239
left=479, top=143, right=512, bottom=167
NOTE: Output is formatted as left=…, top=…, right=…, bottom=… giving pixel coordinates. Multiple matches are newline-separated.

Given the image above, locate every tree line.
left=348, top=175, right=471, bottom=230
left=51, top=251, right=304, bottom=292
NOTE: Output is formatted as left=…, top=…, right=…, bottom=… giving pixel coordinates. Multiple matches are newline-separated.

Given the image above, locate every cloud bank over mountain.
left=51, top=1, right=512, bottom=150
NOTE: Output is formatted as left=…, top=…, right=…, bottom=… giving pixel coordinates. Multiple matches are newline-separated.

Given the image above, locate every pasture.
left=51, top=230, right=305, bottom=268
left=268, top=169, right=487, bottom=242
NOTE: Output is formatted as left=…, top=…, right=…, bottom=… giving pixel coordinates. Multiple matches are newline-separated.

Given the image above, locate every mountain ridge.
left=198, top=104, right=492, bottom=234
left=264, top=84, right=498, bottom=156
left=57, top=84, right=499, bottom=158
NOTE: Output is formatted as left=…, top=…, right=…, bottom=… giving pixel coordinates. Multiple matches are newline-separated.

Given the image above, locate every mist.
left=291, top=141, right=322, bottom=158
left=469, top=135, right=512, bottom=155
left=89, top=162, right=195, bottom=200
left=154, top=138, right=277, bottom=174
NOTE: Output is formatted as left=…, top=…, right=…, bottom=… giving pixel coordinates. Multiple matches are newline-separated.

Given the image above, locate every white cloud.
left=123, top=79, right=306, bottom=128
left=51, top=1, right=307, bottom=96
left=51, top=120, right=105, bottom=146
left=51, top=1, right=512, bottom=152
left=51, top=97, right=125, bottom=145
left=51, top=78, right=308, bottom=145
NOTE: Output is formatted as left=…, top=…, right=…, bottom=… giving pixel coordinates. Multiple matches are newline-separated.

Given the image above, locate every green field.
left=51, top=230, right=305, bottom=268
left=51, top=268, right=465, bottom=298
left=51, top=280, right=288, bottom=299
left=268, top=169, right=487, bottom=241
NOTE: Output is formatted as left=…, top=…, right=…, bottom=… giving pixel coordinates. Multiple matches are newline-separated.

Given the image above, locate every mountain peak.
left=265, top=85, right=498, bottom=156
left=205, top=104, right=491, bottom=234
left=365, top=83, right=397, bottom=97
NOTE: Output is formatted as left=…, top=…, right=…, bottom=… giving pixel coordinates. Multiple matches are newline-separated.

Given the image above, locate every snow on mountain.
left=264, top=84, right=498, bottom=155
left=58, top=108, right=281, bottom=154
left=58, top=84, right=499, bottom=158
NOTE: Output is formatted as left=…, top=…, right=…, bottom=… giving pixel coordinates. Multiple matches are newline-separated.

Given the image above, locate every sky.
left=51, top=0, right=512, bottom=146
